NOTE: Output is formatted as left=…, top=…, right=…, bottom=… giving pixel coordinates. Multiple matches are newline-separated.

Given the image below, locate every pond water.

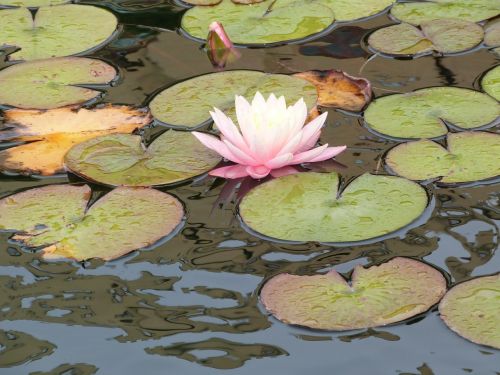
left=0, top=1, right=499, bottom=374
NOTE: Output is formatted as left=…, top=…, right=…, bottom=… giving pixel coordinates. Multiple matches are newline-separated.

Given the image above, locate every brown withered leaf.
left=295, top=70, right=372, bottom=112
left=0, top=105, right=151, bottom=176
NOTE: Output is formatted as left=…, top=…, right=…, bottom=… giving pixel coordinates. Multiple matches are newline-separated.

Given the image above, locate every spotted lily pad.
left=149, top=70, right=317, bottom=129
left=0, top=185, right=183, bottom=261
left=439, top=274, right=500, bottom=349
left=319, top=0, right=395, bottom=22
left=391, top=0, right=500, bottom=25
left=65, top=131, right=221, bottom=187
left=0, top=0, right=68, bottom=6
left=0, top=57, right=116, bottom=109
left=364, top=87, right=500, bottom=139
left=0, top=5, right=117, bottom=61
left=368, top=20, right=484, bottom=56
left=261, top=257, right=446, bottom=330
left=385, top=132, right=500, bottom=184
left=239, top=173, right=428, bottom=243
left=481, top=65, right=500, bottom=101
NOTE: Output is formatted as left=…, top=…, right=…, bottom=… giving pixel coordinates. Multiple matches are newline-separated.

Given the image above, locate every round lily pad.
left=0, top=185, right=184, bottom=261
left=65, top=130, right=221, bottom=187
left=181, top=0, right=335, bottom=45
left=385, top=132, right=500, bottom=184
left=364, top=87, right=500, bottom=139
left=261, top=257, right=447, bottom=330
left=149, top=70, right=317, bottom=129
left=0, top=5, right=118, bottom=61
left=391, top=0, right=500, bottom=25
left=320, top=0, right=395, bottom=22
left=0, top=57, right=117, bottom=109
left=481, top=65, right=500, bottom=101
left=368, top=19, right=484, bottom=56
left=439, top=274, right=500, bottom=349
left=0, top=0, right=69, bottom=6
left=239, top=172, right=428, bottom=243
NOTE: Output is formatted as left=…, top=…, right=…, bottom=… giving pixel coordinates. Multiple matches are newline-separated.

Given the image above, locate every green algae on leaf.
left=385, top=132, right=500, bottom=184
left=318, top=0, right=395, bottom=22
left=0, top=4, right=117, bottom=61
left=261, top=257, right=446, bottom=330
left=149, top=70, right=317, bottom=129
left=239, top=172, right=428, bottom=243
left=0, top=0, right=69, bottom=6
left=364, top=87, right=500, bottom=139
left=0, top=185, right=183, bottom=261
left=368, top=19, right=484, bottom=56
left=481, top=65, right=500, bottom=101
left=65, top=131, right=221, bottom=187
left=0, top=57, right=116, bottom=109
left=439, top=274, right=500, bottom=349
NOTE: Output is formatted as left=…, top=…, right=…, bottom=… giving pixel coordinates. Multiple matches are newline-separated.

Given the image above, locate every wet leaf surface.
left=239, top=172, right=428, bottom=243
left=364, top=87, right=500, bottom=139
left=0, top=185, right=184, bottom=261
left=0, top=106, right=151, bottom=176
left=439, top=274, right=500, bottom=349
left=0, top=57, right=117, bottom=109
left=65, top=131, right=221, bottom=187
left=260, top=257, right=446, bottom=330
left=0, top=0, right=68, bottom=5
left=484, top=18, right=500, bottom=49
left=481, top=65, right=500, bottom=101
left=385, top=132, right=500, bottom=184
left=0, top=4, right=117, bottom=60
left=318, top=0, right=394, bottom=22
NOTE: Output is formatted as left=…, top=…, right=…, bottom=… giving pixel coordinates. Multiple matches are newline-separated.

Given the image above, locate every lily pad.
left=64, top=131, right=221, bottom=187
left=439, top=274, right=500, bottom=349
left=481, top=65, right=500, bottom=101
left=485, top=18, right=500, bottom=48
left=368, top=19, right=484, bottom=56
left=0, top=106, right=151, bottom=176
left=260, top=257, right=446, bottom=330
left=239, top=172, right=428, bottom=243
left=385, top=132, right=500, bottom=184
left=0, top=5, right=118, bottom=61
left=364, top=87, right=500, bottom=139
left=0, top=0, right=69, bottom=6
left=319, top=0, right=395, bottom=22
left=149, top=70, right=317, bottom=129
left=0, top=57, right=117, bottom=109
left=0, top=185, right=184, bottom=261
left=391, top=0, right=500, bottom=25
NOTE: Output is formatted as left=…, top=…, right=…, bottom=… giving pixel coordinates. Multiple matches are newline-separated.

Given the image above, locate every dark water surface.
left=0, top=1, right=499, bottom=374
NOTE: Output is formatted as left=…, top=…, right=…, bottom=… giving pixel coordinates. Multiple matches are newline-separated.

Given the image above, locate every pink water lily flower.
left=192, top=92, right=346, bottom=179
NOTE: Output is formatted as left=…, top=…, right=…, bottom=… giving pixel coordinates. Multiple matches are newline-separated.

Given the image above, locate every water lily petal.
left=306, top=145, right=347, bottom=163
left=246, top=165, right=271, bottom=179
left=265, top=152, right=294, bottom=169
left=209, top=164, right=249, bottom=179
left=222, top=139, right=259, bottom=166
left=291, top=144, right=330, bottom=164
left=296, top=112, right=328, bottom=152
left=192, top=131, right=240, bottom=163
left=235, top=95, right=258, bottom=152
left=210, top=108, right=251, bottom=154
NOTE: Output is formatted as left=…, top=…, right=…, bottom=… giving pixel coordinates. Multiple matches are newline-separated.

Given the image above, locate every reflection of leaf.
left=0, top=330, right=55, bottom=367
left=299, top=26, right=368, bottom=59
left=146, top=338, right=287, bottom=369
left=0, top=105, right=151, bottom=176
left=30, top=363, right=98, bottom=375
left=261, top=257, right=446, bottom=330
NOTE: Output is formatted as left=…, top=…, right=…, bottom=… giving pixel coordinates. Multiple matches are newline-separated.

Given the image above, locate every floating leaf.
left=0, top=57, right=117, bottom=109
left=65, top=131, right=221, bottom=187
left=368, top=19, right=484, bottom=56
left=485, top=18, right=500, bottom=47
left=0, top=0, right=69, bottom=6
left=481, top=65, right=500, bottom=101
left=385, top=132, right=500, bottom=184
left=239, top=173, right=428, bottom=243
left=0, top=106, right=150, bottom=176
left=182, top=0, right=221, bottom=4
left=319, top=0, right=395, bottom=22
left=391, top=0, right=500, bottom=25
left=294, top=70, right=372, bottom=111
left=0, top=185, right=184, bottom=261
left=0, top=5, right=117, bottom=61
left=149, top=70, right=317, bottom=129
left=364, top=87, right=500, bottom=139
left=261, top=257, right=446, bottom=330
left=439, top=274, right=500, bottom=349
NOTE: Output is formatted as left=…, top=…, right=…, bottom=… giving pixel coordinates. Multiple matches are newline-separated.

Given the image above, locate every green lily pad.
left=485, top=18, right=500, bottom=48
left=239, top=172, right=428, bottom=243
left=481, top=65, right=500, bottom=101
left=0, top=0, right=68, bottom=6
left=0, top=57, right=117, bottom=109
left=0, top=4, right=117, bottom=61
left=391, top=0, right=500, bottom=25
left=321, top=0, right=395, bottom=21
left=368, top=19, right=484, bottom=56
left=181, top=0, right=335, bottom=45
left=149, top=70, right=317, bottom=129
left=364, top=87, right=500, bottom=139
left=261, top=257, right=447, bottom=330
left=0, top=185, right=184, bottom=261
left=64, top=130, right=221, bottom=187
left=385, top=132, right=500, bottom=184
left=439, top=274, right=500, bottom=349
